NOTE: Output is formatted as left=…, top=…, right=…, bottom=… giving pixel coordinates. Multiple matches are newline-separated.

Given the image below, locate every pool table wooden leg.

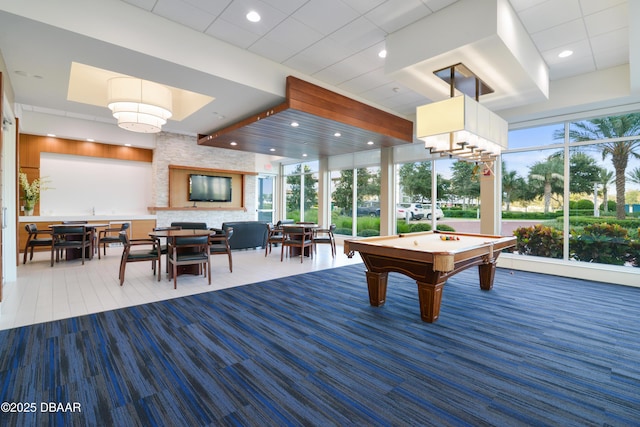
left=416, top=281, right=445, bottom=323
left=365, top=271, right=388, bottom=306
left=478, top=259, right=497, bottom=290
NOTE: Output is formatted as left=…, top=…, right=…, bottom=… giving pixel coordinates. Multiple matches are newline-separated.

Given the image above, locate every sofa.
left=219, top=221, right=268, bottom=250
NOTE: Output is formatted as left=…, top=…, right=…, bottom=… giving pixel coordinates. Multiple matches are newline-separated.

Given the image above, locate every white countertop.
left=19, top=215, right=157, bottom=222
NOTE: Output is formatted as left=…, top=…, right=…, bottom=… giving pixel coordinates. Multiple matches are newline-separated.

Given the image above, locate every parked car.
left=396, top=203, right=424, bottom=220
left=357, top=201, right=380, bottom=217
left=423, top=204, right=444, bottom=220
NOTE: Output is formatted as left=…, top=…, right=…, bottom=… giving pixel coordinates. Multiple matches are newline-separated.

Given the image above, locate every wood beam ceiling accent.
left=198, top=76, right=414, bottom=159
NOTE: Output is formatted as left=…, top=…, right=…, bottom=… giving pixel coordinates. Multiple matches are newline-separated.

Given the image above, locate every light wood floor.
left=1, top=240, right=362, bottom=330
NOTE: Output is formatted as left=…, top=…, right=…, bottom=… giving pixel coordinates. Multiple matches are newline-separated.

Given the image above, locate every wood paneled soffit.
left=198, top=76, right=414, bottom=159
left=19, top=134, right=153, bottom=168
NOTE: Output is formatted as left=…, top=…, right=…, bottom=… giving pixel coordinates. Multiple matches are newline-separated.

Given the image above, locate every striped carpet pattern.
left=1, top=264, right=639, bottom=426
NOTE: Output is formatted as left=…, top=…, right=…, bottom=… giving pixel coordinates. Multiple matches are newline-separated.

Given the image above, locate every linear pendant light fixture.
left=416, top=63, right=507, bottom=162
left=107, top=77, right=172, bottom=133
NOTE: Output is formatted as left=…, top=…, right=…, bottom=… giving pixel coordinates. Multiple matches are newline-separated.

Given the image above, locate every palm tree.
left=598, top=168, right=615, bottom=213
left=529, top=155, right=564, bottom=214
left=628, top=167, right=640, bottom=185
left=502, top=168, right=521, bottom=212
left=557, top=114, right=640, bottom=219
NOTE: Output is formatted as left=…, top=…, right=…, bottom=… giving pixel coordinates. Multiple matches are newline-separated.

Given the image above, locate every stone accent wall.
left=153, top=132, right=259, bottom=228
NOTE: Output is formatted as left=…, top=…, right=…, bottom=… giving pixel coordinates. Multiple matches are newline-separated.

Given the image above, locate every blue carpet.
left=1, top=265, right=639, bottom=426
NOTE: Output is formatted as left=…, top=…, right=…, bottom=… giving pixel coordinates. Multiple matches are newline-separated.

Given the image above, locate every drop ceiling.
left=0, top=0, right=634, bottom=159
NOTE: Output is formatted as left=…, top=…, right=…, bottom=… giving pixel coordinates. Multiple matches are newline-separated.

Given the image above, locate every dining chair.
left=265, top=222, right=285, bottom=257
left=97, top=222, right=130, bottom=259
left=281, top=226, right=314, bottom=263
left=313, top=224, right=337, bottom=258
left=167, top=235, right=211, bottom=289
left=152, top=226, right=182, bottom=262
left=23, top=223, right=52, bottom=264
left=209, top=227, right=233, bottom=272
left=118, top=231, right=161, bottom=286
left=50, top=225, right=92, bottom=266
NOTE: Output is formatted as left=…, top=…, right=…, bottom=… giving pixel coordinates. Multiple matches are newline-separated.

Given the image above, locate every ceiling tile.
left=579, top=0, right=626, bottom=16
left=284, top=37, right=353, bottom=73
left=259, top=0, right=309, bottom=14
left=531, top=19, right=587, bottom=52
left=545, top=51, right=596, bottom=80
left=152, top=0, right=218, bottom=32
left=120, top=0, right=157, bottom=11
left=314, top=44, right=384, bottom=85
left=507, top=0, right=548, bottom=13
left=328, top=17, right=386, bottom=53
left=292, top=0, right=360, bottom=36
left=205, top=17, right=262, bottom=48
left=420, top=0, right=459, bottom=13
left=583, top=3, right=627, bottom=37
left=365, top=0, right=432, bottom=33
left=337, top=66, right=392, bottom=94
left=542, top=39, right=592, bottom=66
left=182, top=0, right=233, bottom=15
left=217, top=0, right=288, bottom=37
left=342, top=0, right=387, bottom=14
left=258, top=17, right=324, bottom=57
left=591, top=27, right=629, bottom=69
left=249, top=38, right=299, bottom=63
left=518, top=0, right=581, bottom=34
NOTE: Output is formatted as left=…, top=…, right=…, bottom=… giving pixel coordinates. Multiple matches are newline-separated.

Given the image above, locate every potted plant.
left=19, top=171, right=47, bottom=216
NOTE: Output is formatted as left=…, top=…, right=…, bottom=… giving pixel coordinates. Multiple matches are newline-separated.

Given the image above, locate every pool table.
left=344, top=231, right=516, bottom=323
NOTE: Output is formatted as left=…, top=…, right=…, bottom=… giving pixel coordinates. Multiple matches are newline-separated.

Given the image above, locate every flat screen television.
left=188, top=174, right=232, bottom=202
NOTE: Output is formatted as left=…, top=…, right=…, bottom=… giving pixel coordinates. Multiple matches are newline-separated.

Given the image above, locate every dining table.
left=148, top=228, right=216, bottom=278
left=281, top=223, right=318, bottom=257
left=49, top=223, right=109, bottom=261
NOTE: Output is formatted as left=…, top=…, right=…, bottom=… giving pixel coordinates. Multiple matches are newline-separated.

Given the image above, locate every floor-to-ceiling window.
left=329, top=167, right=381, bottom=236
left=283, top=161, right=318, bottom=223
left=504, top=114, right=640, bottom=270
left=328, top=151, right=381, bottom=236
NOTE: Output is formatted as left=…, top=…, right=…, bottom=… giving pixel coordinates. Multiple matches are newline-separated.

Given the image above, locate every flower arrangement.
left=19, top=171, right=48, bottom=210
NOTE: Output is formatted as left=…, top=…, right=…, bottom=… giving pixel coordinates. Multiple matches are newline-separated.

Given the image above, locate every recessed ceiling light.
left=302, top=153, right=307, bottom=157
left=230, top=141, right=237, bottom=146
left=290, top=121, right=299, bottom=127
left=86, top=138, right=94, bottom=142
left=334, top=132, right=341, bottom=137
left=558, top=50, right=573, bottom=58
left=378, top=49, right=387, bottom=59
left=269, top=148, right=276, bottom=152
left=367, top=141, right=374, bottom=145
left=47, top=133, right=56, bottom=137
left=124, top=143, right=132, bottom=147
left=246, top=10, right=261, bottom=22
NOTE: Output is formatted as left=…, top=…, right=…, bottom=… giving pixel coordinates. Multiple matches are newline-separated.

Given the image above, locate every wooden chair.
left=209, top=227, right=233, bottom=272
left=152, top=226, right=182, bottom=271
left=313, top=224, right=337, bottom=258
left=281, top=226, right=314, bottom=263
left=23, top=223, right=52, bottom=264
left=118, top=231, right=161, bottom=286
left=97, top=222, right=130, bottom=259
left=167, top=235, right=211, bottom=289
left=50, top=225, right=92, bottom=266
left=265, top=222, right=285, bottom=257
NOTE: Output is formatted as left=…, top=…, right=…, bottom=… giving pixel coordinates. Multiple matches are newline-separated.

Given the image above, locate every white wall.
left=39, top=153, right=152, bottom=216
